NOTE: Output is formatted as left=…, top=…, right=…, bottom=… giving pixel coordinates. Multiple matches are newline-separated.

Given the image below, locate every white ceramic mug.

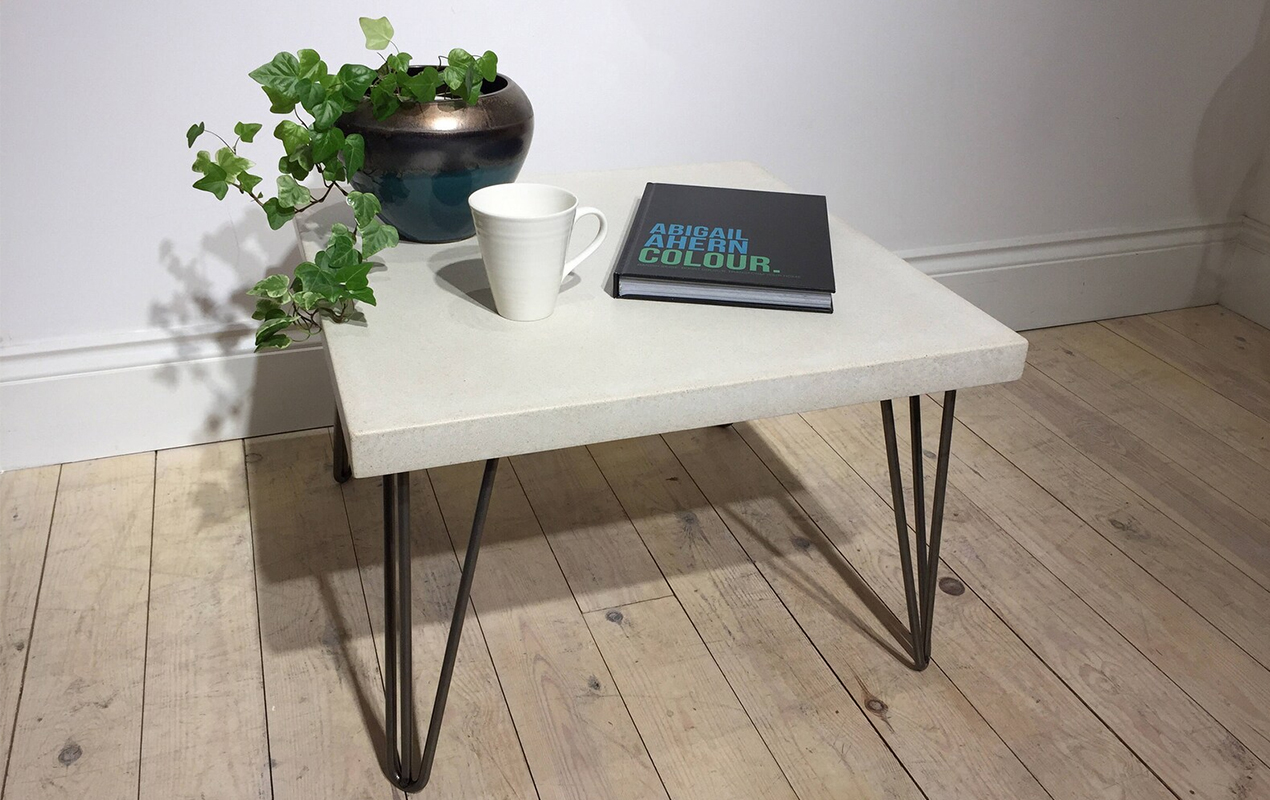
left=468, top=183, right=608, bottom=321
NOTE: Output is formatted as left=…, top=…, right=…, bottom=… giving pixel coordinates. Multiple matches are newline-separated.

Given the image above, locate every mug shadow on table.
left=430, top=246, right=582, bottom=314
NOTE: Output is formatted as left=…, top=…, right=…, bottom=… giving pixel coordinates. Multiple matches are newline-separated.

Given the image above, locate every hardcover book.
left=612, top=182, right=836, bottom=312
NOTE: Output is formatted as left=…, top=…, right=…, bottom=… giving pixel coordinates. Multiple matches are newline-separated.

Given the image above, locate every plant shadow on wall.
left=149, top=217, right=309, bottom=440
left=1192, top=0, right=1270, bottom=293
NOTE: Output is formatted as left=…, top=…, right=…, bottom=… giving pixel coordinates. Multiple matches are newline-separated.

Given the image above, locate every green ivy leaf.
left=296, top=261, right=341, bottom=301
left=248, top=274, right=291, bottom=299
left=476, top=51, right=498, bottom=82
left=215, top=147, right=252, bottom=180
left=402, top=67, right=441, bottom=103
left=249, top=52, right=302, bottom=95
left=347, top=286, right=377, bottom=305
left=310, top=126, right=345, bottom=163
left=297, top=49, right=323, bottom=79
left=322, top=162, right=347, bottom=183
left=262, top=198, right=297, bottom=230
left=251, top=298, right=283, bottom=320
left=186, top=122, right=205, bottom=148
left=462, top=65, right=481, bottom=105
left=386, top=52, right=412, bottom=74
left=359, top=16, right=394, bottom=50
left=191, top=149, right=217, bottom=174
left=279, top=149, right=314, bottom=181
left=327, top=243, right=360, bottom=272
left=337, top=64, right=377, bottom=100
left=276, top=175, right=313, bottom=209
left=193, top=167, right=229, bottom=200
left=297, top=79, right=326, bottom=113
left=263, top=86, right=296, bottom=114
left=273, top=120, right=311, bottom=155
left=442, top=64, right=466, bottom=92
left=293, top=290, right=323, bottom=311
left=311, top=99, right=344, bottom=132
left=448, top=48, right=475, bottom=70
left=341, top=134, right=365, bottom=176
left=370, top=81, right=400, bottom=120
left=255, top=315, right=296, bottom=346
left=256, top=333, right=292, bottom=351
left=359, top=219, right=399, bottom=257
left=237, top=171, right=263, bottom=195
left=233, top=121, right=262, bottom=143
left=335, top=261, right=373, bottom=287
left=328, top=222, right=356, bottom=249
left=346, top=191, right=381, bottom=227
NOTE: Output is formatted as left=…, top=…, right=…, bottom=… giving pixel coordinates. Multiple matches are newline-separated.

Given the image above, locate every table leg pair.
left=332, top=392, right=956, bottom=793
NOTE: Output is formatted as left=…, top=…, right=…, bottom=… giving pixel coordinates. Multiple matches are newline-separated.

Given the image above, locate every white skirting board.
left=0, top=218, right=1251, bottom=471
left=1218, top=217, right=1270, bottom=329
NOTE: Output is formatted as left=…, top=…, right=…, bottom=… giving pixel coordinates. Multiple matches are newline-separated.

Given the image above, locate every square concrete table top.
left=299, top=161, right=1027, bottom=478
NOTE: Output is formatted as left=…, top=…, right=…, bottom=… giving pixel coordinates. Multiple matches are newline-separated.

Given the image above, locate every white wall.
left=2, top=0, right=1268, bottom=469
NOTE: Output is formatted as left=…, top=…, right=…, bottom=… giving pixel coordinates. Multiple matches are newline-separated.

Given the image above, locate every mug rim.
left=468, top=182, right=579, bottom=220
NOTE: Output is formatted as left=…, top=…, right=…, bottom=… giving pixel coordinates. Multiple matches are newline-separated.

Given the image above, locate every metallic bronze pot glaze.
left=339, top=74, right=534, bottom=242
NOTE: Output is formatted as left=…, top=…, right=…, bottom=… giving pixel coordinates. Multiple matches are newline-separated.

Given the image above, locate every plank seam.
left=0, top=465, right=62, bottom=800
left=653, top=432, right=933, bottom=800
left=732, top=422, right=1057, bottom=800
left=582, top=444, right=803, bottom=800
left=242, top=439, right=279, bottom=800
left=502, top=457, right=673, bottom=800
left=135, top=453, right=159, bottom=800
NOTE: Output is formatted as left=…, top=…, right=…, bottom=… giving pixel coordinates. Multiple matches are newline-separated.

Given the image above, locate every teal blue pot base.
left=353, top=163, right=524, bottom=243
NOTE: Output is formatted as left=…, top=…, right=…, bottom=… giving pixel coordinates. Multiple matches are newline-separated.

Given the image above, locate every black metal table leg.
left=383, top=458, right=499, bottom=793
left=333, top=407, right=352, bottom=484
left=880, top=391, right=957, bottom=670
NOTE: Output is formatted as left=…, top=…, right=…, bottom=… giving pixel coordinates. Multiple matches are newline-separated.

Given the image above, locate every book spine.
left=613, top=183, right=660, bottom=297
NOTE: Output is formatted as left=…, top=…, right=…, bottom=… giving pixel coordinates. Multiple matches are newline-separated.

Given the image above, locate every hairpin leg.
left=333, top=407, right=352, bottom=484
left=383, top=458, right=499, bottom=792
left=880, top=391, right=956, bottom=670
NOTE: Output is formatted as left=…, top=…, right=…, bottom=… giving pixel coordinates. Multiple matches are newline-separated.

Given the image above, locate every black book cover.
left=612, top=182, right=835, bottom=311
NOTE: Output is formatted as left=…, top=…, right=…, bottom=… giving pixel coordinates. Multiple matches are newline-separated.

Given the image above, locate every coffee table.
left=298, top=161, right=1028, bottom=793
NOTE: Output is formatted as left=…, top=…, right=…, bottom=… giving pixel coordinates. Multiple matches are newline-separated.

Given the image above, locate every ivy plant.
left=187, top=16, right=499, bottom=350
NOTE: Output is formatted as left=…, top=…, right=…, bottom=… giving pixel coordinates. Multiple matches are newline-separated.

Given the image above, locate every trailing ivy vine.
left=187, top=16, right=498, bottom=350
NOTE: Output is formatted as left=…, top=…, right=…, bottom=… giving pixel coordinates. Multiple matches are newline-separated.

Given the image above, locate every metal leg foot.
left=333, top=407, right=352, bottom=484
left=880, top=391, right=956, bottom=670
left=383, top=458, right=499, bottom=793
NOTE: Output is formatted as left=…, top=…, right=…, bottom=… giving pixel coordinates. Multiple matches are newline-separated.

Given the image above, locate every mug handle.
left=562, top=207, right=608, bottom=281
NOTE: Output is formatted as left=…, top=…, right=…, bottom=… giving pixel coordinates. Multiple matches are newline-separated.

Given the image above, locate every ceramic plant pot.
left=339, top=73, right=534, bottom=243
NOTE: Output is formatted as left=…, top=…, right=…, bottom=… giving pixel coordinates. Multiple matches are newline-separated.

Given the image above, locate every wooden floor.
left=3, top=304, right=1270, bottom=800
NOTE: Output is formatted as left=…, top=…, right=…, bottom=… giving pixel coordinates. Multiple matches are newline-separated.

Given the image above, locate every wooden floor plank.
left=139, top=442, right=270, bottom=800
left=802, top=402, right=1269, bottom=799
left=1003, top=365, right=1270, bottom=590
left=429, top=461, right=667, bottom=800
left=1100, top=315, right=1270, bottom=422
left=661, top=427, right=1053, bottom=800
left=339, top=469, right=537, bottom=800
left=954, top=383, right=1270, bottom=667
left=1153, top=305, right=1270, bottom=380
left=508, top=449, right=672, bottom=612
left=585, top=596, right=798, bottom=800
left=244, top=432, right=391, bottom=800
left=914, top=393, right=1270, bottom=758
left=1045, top=322, right=1270, bottom=469
left=4, top=453, right=154, bottom=800
left=0, top=465, right=60, bottom=797
left=1026, top=327, right=1270, bottom=526
left=588, top=436, right=923, bottom=800
left=739, top=416, right=1172, bottom=800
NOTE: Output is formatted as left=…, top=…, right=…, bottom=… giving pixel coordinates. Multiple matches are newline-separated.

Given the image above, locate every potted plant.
left=187, top=16, right=533, bottom=351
